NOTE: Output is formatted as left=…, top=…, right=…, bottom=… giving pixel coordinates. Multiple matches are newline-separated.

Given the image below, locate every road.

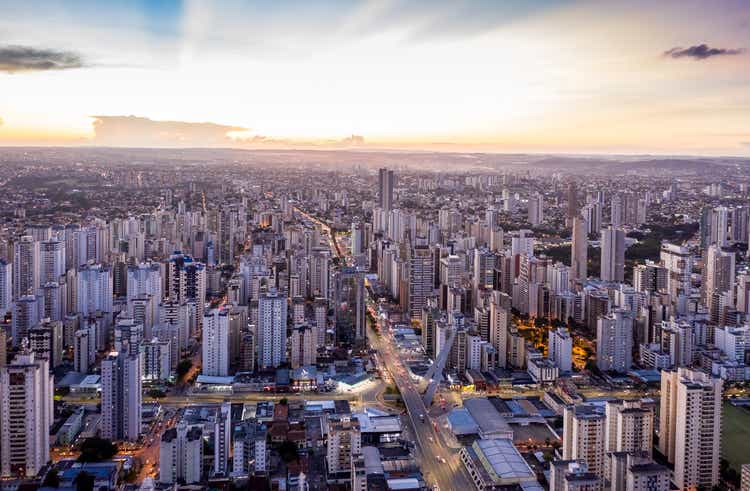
left=61, top=390, right=360, bottom=406
left=368, top=316, right=474, bottom=490
left=293, top=206, right=344, bottom=260
left=294, top=203, right=473, bottom=489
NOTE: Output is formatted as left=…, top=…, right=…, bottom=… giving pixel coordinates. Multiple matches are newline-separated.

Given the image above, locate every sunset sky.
left=0, top=0, right=748, bottom=154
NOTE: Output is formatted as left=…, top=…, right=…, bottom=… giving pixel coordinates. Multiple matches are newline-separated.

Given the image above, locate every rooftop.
left=464, top=397, right=513, bottom=438
left=473, top=438, right=536, bottom=483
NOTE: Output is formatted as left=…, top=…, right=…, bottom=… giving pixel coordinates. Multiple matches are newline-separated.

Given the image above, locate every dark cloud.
left=0, top=45, right=85, bottom=72
left=91, top=116, right=247, bottom=147
left=663, top=44, right=743, bottom=60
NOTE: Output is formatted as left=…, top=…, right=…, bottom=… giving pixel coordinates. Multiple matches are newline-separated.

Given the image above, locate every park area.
left=723, top=402, right=750, bottom=471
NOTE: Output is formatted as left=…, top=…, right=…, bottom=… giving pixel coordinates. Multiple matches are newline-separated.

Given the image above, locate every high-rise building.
left=214, top=402, right=231, bottom=476
left=604, top=399, right=653, bottom=458
left=232, top=420, right=267, bottom=476
left=659, top=368, right=722, bottom=490
left=626, top=459, right=671, bottom=491
left=202, top=309, right=229, bottom=377
left=74, top=327, right=95, bottom=373
left=528, top=192, right=544, bottom=226
left=473, top=248, right=495, bottom=292
left=550, top=461, right=599, bottom=491
left=334, top=268, right=366, bottom=345
left=140, top=338, right=172, bottom=381
left=611, top=196, right=623, bottom=228
left=350, top=220, right=364, bottom=257
left=600, top=227, right=625, bottom=282
left=76, top=264, right=113, bottom=317
left=633, top=260, right=668, bottom=294
left=159, top=422, right=203, bottom=485
left=290, top=324, right=316, bottom=368
left=548, top=327, right=573, bottom=372
left=257, top=288, right=287, bottom=370
left=127, top=262, right=162, bottom=303
left=28, top=320, right=63, bottom=368
left=326, top=415, right=361, bottom=484
left=660, top=243, right=692, bottom=300
left=657, top=319, right=692, bottom=367
left=239, top=331, right=255, bottom=372
left=13, top=236, right=39, bottom=299
left=0, top=329, right=6, bottom=366
left=38, top=239, right=65, bottom=286
left=41, top=281, right=66, bottom=321
left=0, top=259, right=12, bottom=316
left=563, top=405, right=606, bottom=479
left=101, top=351, right=142, bottom=441
left=112, top=316, right=142, bottom=354
left=409, top=244, right=434, bottom=320
left=571, top=217, right=588, bottom=282
left=567, top=182, right=579, bottom=220
left=378, top=168, right=395, bottom=212
left=11, top=294, right=42, bottom=346
left=0, top=346, right=53, bottom=477
left=166, top=252, right=206, bottom=327
left=702, top=244, right=735, bottom=321
left=710, top=206, right=729, bottom=247
left=309, top=247, right=331, bottom=300
left=158, top=301, right=191, bottom=362
left=490, top=293, right=511, bottom=368
left=583, top=201, right=602, bottom=235
left=597, top=309, right=633, bottom=373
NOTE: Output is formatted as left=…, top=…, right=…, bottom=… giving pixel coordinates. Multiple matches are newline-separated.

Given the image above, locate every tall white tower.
left=101, top=351, right=142, bottom=441
left=202, top=308, right=230, bottom=377
left=257, top=288, right=288, bottom=369
left=0, top=346, right=52, bottom=477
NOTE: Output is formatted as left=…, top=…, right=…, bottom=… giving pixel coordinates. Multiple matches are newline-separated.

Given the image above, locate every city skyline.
left=0, top=0, right=749, bottom=155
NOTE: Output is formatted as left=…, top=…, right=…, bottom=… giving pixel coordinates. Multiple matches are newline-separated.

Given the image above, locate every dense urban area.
left=1, top=147, right=750, bottom=491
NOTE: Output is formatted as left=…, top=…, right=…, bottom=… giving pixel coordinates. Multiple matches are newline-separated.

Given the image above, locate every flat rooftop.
left=474, top=438, right=536, bottom=483
left=465, top=397, right=513, bottom=438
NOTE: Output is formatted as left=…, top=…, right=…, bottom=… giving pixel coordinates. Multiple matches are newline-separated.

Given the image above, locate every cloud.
left=663, top=44, right=743, bottom=60
left=90, top=115, right=247, bottom=147
left=89, top=115, right=367, bottom=149
left=230, top=133, right=366, bottom=149
left=0, top=45, right=85, bottom=72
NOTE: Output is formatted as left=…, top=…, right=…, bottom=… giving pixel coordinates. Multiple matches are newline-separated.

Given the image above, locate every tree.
left=75, top=471, right=95, bottom=491
left=42, top=469, right=61, bottom=488
left=279, top=397, right=288, bottom=406
left=78, top=437, right=118, bottom=462
left=176, top=359, right=193, bottom=378
left=278, top=440, right=299, bottom=463
left=147, top=388, right=166, bottom=399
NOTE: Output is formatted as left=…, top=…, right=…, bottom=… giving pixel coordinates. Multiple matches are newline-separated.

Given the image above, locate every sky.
left=0, top=0, right=749, bottom=155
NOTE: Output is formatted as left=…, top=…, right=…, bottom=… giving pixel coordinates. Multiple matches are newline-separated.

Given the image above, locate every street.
left=368, top=315, right=474, bottom=490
